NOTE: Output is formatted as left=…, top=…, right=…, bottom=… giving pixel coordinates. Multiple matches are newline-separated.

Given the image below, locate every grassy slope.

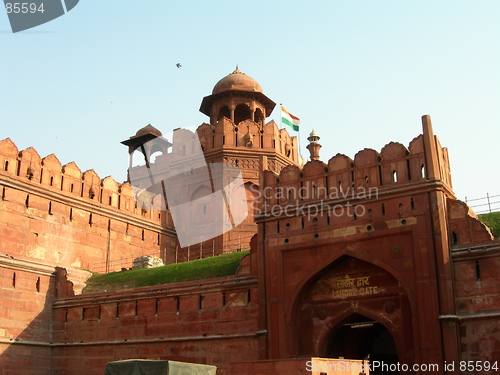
left=83, top=251, right=249, bottom=294
left=478, top=211, right=500, bottom=238
left=83, top=213, right=500, bottom=294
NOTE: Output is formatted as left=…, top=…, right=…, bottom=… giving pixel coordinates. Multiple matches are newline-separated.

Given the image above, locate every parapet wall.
left=261, top=132, right=453, bottom=208
left=0, top=255, right=57, bottom=374
left=451, top=242, right=500, bottom=364
left=447, top=198, right=494, bottom=246
left=0, top=138, right=176, bottom=273
left=196, top=118, right=298, bottom=165
left=448, top=198, right=500, bottom=365
left=51, top=275, right=261, bottom=374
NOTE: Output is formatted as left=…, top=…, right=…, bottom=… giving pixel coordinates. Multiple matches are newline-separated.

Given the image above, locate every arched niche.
left=190, top=185, right=213, bottom=224
left=254, top=108, right=265, bottom=125
left=234, top=103, right=251, bottom=125
left=244, top=182, right=259, bottom=223
left=217, top=105, right=231, bottom=121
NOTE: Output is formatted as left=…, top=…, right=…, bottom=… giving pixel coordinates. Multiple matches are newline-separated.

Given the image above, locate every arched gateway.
left=323, top=314, right=398, bottom=374
left=293, top=256, right=414, bottom=373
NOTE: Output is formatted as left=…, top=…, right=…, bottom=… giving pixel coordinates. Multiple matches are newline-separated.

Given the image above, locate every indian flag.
left=281, top=106, right=300, bottom=131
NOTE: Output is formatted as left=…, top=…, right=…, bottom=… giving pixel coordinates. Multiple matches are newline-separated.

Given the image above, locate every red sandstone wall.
left=2, top=121, right=498, bottom=375
left=195, top=118, right=298, bottom=165
left=51, top=275, right=260, bottom=375
left=0, top=137, right=262, bottom=374
left=447, top=197, right=500, bottom=372
left=447, top=199, right=494, bottom=246
left=0, top=138, right=176, bottom=273
left=453, top=252, right=500, bottom=373
left=0, top=257, right=55, bottom=374
left=255, top=126, right=464, bottom=368
left=0, top=256, right=92, bottom=374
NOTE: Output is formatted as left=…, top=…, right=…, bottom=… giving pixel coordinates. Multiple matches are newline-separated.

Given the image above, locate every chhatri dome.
left=212, top=66, right=263, bottom=94
left=200, top=66, right=275, bottom=125
left=135, top=124, right=162, bottom=138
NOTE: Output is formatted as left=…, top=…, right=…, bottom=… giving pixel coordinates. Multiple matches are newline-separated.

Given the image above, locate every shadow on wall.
left=0, top=261, right=58, bottom=374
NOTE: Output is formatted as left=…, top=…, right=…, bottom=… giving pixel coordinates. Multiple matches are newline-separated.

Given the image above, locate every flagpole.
left=297, top=127, right=303, bottom=162
left=279, top=103, right=283, bottom=130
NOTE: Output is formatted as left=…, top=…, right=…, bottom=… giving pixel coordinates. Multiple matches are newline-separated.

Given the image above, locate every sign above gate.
left=309, top=257, right=402, bottom=301
left=332, top=275, right=379, bottom=298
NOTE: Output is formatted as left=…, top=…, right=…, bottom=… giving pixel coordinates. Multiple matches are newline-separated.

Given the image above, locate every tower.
left=306, top=130, right=321, bottom=161
left=123, top=67, right=300, bottom=259
left=196, top=67, right=301, bottom=252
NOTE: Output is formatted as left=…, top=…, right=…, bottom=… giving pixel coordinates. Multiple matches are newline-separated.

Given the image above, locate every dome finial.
left=232, top=65, right=242, bottom=74
left=307, top=129, right=320, bottom=142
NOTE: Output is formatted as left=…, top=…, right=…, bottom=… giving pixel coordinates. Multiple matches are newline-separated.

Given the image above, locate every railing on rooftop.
left=465, top=193, right=500, bottom=215
left=92, top=235, right=252, bottom=274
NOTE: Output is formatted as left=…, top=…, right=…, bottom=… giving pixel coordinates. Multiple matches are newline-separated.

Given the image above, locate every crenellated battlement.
left=196, top=118, right=298, bottom=164
left=0, top=138, right=177, bottom=273
left=2, top=66, right=500, bottom=375
left=0, top=138, right=174, bottom=222
left=260, top=119, right=453, bottom=212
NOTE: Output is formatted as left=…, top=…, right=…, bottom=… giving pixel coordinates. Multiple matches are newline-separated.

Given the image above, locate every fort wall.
left=0, top=257, right=54, bottom=374
left=51, top=274, right=260, bottom=375
left=452, top=248, right=500, bottom=365
left=0, top=256, right=90, bottom=374
left=448, top=199, right=500, bottom=365
left=0, top=138, right=177, bottom=373
left=2, top=107, right=500, bottom=375
left=0, top=138, right=176, bottom=273
left=255, top=118, right=500, bottom=372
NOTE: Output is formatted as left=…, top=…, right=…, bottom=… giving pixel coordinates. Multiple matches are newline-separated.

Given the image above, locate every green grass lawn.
left=83, top=251, right=249, bottom=294
left=479, top=211, right=500, bottom=238
left=84, top=212, right=500, bottom=294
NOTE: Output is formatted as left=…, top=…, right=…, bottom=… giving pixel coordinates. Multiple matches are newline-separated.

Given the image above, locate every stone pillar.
left=422, top=115, right=440, bottom=180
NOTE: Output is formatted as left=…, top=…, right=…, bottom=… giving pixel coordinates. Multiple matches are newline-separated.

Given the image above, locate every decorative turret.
left=306, top=130, right=322, bottom=161
left=121, top=124, right=172, bottom=184
left=199, top=66, right=276, bottom=126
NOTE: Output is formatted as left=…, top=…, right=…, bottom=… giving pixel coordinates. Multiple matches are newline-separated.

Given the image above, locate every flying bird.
left=176, top=63, right=182, bottom=68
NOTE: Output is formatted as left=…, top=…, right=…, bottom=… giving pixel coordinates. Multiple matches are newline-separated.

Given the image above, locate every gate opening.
left=323, top=314, right=399, bottom=375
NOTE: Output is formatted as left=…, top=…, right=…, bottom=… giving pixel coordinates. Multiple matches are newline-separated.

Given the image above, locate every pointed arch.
left=191, top=185, right=212, bottom=201
left=234, top=103, right=251, bottom=125
left=244, top=181, right=259, bottom=223
left=287, top=254, right=414, bottom=359
left=217, top=105, right=231, bottom=121
left=254, top=108, right=265, bottom=125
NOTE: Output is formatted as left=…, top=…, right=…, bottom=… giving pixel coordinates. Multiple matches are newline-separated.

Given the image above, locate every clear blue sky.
left=1, top=1, right=499, bottom=208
